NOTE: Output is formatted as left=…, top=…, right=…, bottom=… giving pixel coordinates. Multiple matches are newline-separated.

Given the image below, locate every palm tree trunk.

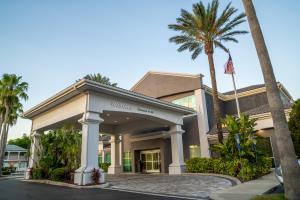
left=0, top=104, right=10, bottom=176
left=0, top=123, right=9, bottom=175
left=0, top=124, right=4, bottom=176
left=242, top=0, right=300, bottom=199
left=207, top=53, right=223, bottom=143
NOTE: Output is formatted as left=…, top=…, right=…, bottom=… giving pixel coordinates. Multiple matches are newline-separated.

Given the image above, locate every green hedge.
left=99, top=163, right=110, bottom=172
left=32, top=168, right=44, bottom=179
left=49, top=168, right=66, bottom=181
left=186, top=157, right=272, bottom=181
left=2, top=170, right=10, bottom=175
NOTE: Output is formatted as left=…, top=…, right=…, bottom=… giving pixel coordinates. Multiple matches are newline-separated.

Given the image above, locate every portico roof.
left=23, top=79, right=195, bottom=119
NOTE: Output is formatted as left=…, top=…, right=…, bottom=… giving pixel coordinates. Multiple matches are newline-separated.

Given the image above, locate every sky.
left=1, top=0, right=300, bottom=140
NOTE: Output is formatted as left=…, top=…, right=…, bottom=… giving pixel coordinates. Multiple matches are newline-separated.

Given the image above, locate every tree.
left=83, top=73, right=117, bottom=87
left=39, top=126, right=81, bottom=178
left=288, top=99, right=300, bottom=156
left=169, top=0, right=247, bottom=143
left=8, top=134, right=31, bottom=150
left=241, top=1, right=300, bottom=199
left=0, top=74, right=28, bottom=175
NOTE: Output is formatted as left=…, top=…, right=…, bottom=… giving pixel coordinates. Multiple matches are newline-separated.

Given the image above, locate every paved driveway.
left=0, top=177, right=182, bottom=200
left=106, top=174, right=235, bottom=199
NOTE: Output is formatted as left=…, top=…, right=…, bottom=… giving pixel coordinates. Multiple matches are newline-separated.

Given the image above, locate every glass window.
left=105, top=153, right=111, bottom=163
left=172, top=95, right=196, bottom=110
left=189, top=145, right=201, bottom=158
left=98, top=155, right=102, bottom=164
left=123, top=152, right=132, bottom=172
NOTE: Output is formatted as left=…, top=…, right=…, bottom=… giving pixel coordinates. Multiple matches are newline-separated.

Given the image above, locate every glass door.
left=140, top=150, right=160, bottom=173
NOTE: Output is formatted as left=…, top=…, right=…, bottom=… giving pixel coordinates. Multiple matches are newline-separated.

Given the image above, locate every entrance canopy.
left=23, top=79, right=194, bottom=134
left=24, top=79, right=194, bottom=185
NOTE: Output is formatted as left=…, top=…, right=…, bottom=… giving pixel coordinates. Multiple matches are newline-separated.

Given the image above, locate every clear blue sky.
left=1, top=0, right=300, bottom=140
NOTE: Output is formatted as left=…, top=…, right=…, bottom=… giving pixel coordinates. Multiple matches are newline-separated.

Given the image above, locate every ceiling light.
left=106, top=113, right=110, bottom=117
left=114, top=120, right=118, bottom=123
left=126, top=117, right=130, bottom=120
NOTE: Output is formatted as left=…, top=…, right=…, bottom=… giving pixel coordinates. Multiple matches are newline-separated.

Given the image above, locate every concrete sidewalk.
left=211, top=171, right=279, bottom=200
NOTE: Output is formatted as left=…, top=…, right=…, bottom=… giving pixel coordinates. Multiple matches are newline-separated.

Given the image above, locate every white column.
left=98, top=141, right=104, bottom=163
left=102, top=150, right=106, bottom=163
left=108, top=135, right=122, bottom=174
left=17, top=152, right=20, bottom=172
left=168, top=125, right=186, bottom=174
left=74, top=112, right=105, bottom=185
left=7, top=152, right=10, bottom=161
left=119, top=135, right=123, bottom=166
left=194, top=89, right=211, bottom=158
left=25, top=131, right=42, bottom=179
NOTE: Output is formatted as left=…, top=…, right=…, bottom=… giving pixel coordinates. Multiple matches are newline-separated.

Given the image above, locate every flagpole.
left=231, top=73, right=241, bottom=118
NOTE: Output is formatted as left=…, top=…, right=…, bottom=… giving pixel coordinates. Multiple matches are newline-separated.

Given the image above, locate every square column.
left=25, top=131, right=42, bottom=179
left=194, top=89, right=211, bottom=158
left=108, top=135, right=122, bottom=174
left=168, top=125, right=186, bottom=174
left=74, top=112, right=105, bottom=185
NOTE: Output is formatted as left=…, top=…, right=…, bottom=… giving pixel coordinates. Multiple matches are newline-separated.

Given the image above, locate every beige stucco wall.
left=32, top=94, right=87, bottom=131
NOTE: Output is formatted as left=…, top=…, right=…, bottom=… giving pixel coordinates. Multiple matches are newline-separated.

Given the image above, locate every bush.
left=186, top=157, right=271, bottom=181
left=2, top=166, right=16, bottom=173
left=99, top=163, right=110, bottom=172
left=49, top=168, right=66, bottom=181
left=32, top=168, right=44, bottom=179
left=91, top=168, right=100, bottom=184
left=2, top=170, right=10, bottom=175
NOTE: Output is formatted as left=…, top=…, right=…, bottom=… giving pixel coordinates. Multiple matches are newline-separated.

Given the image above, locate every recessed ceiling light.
left=114, top=120, right=118, bottom=123
left=126, top=117, right=130, bottom=120
left=106, top=113, right=110, bottom=117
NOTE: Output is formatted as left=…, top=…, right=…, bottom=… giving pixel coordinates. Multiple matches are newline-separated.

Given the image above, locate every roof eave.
left=23, top=79, right=195, bottom=119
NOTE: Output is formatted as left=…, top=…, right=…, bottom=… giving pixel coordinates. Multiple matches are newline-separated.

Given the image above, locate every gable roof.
left=131, top=71, right=204, bottom=98
left=223, top=84, right=265, bottom=95
left=5, top=144, right=27, bottom=152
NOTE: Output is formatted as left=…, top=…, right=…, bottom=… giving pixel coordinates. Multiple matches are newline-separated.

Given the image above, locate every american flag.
left=224, top=54, right=235, bottom=74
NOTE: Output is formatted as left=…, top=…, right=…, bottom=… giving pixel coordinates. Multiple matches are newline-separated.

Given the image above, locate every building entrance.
left=140, top=150, right=160, bottom=173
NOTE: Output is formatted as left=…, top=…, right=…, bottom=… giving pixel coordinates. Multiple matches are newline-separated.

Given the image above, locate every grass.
left=251, top=194, right=285, bottom=200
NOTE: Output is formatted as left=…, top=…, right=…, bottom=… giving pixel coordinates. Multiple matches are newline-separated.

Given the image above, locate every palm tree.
left=84, top=73, right=117, bottom=87
left=241, top=1, right=300, bottom=199
left=0, top=74, right=28, bottom=175
left=169, top=0, right=247, bottom=143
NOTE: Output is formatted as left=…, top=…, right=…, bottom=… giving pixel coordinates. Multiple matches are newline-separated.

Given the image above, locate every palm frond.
left=191, top=47, right=202, bottom=60
left=168, top=0, right=247, bottom=58
left=214, top=40, right=228, bottom=52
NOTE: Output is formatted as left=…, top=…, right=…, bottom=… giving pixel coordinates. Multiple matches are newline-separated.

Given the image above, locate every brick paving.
left=106, top=174, right=234, bottom=199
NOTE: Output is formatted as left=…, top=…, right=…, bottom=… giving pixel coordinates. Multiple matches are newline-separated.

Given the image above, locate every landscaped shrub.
left=2, top=170, right=10, bottom=175
left=91, top=168, right=100, bottom=184
left=36, top=126, right=81, bottom=182
left=49, top=168, right=66, bottom=181
left=186, top=157, right=271, bottom=181
left=32, top=168, right=44, bottom=179
left=99, top=163, right=110, bottom=172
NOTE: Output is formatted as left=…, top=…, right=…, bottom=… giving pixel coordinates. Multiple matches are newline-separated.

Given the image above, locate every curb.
left=23, top=179, right=110, bottom=189
left=182, top=173, right=241, bottom=185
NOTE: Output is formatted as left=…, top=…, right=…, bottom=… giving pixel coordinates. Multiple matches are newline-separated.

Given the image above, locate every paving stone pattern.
left=106, top=174, right=233, bottom=199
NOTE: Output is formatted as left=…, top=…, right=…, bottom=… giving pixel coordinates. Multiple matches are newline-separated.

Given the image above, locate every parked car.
left=275, top=159, right=300, bottom=184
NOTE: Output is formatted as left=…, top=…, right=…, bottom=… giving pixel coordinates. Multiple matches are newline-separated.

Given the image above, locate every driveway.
left=106, top=174, right=235, bottom=199
left=0, top=174, right=235, bottom=200
left=0, top=177, right=183, bottom=200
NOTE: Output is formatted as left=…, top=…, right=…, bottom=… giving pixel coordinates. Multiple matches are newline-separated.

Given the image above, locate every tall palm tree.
left=242, top=1, right=300, bottom=199
left=0, top=74, right=28, bottom=175
left=169, top=0, right=247, bottom=143
left=84, top=73, right=117, bottom=87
